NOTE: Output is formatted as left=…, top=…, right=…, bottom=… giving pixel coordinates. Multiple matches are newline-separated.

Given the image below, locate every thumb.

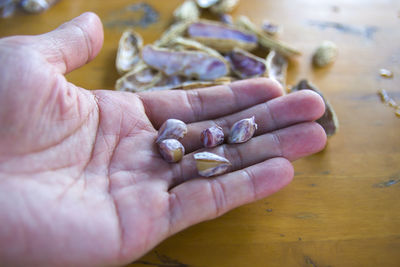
left=34, top=12, right=104, bottom=74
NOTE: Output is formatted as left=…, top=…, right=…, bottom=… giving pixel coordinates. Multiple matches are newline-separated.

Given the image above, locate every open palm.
left=0, top=13, right=326, bottom=266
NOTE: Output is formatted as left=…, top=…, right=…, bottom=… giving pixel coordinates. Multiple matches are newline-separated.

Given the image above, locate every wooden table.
left=1, top=0, right=400, bottom=266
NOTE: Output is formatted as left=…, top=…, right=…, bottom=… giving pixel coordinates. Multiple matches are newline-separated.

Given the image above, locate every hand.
left=0, top=13, right=327, bottom=266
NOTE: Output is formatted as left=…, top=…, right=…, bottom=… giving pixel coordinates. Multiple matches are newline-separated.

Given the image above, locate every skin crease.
left=0, top=13, right=327, bottom=267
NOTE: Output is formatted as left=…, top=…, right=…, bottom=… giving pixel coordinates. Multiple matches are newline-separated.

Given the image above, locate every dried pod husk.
left=141, top=45, right=229, bottom=80
left=155, top=20, right=192, bottom=47
left=173, top=0, right=200, bottom=22
left=116, top=30, right=143, bottom=75
left=210, top=0, right=240, bottom=14
left=201, top=126, right=225, bottom=148
left=291, top=80, right=339, bottom=137
left=187, top=20, right=258, bottom=53
left=168, top=37, right=231, bottom=76
left=20, top=0, right=58, bottom=13
left=266, top=50, right=288, bottom=89
left=1, top=0, right=18, bottom=18
left=170, top=37, right=225, bottom=59
left=158, top=139, right=185, bottom=163
left=194, top=152, right=231, bottom=177
left=235, top=16, right=301, bottom=58
left=195, top=0, right=219, bottom=8
left=261, top=20, right=282, bottom=36
left=115, top=62, right=163, bottom=92
left=312, top=41, right=338, bottom=68
left=226, top=47, right=267, bottom=79
left=156, top=119, right=188, bottom=143
left=228, top=116, right=257, bottom=144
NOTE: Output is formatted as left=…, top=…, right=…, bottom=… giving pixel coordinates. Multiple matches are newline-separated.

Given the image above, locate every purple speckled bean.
left=158, top=139, right=185, bottom=163
left=201, top=126, right=225, bottom=148
left=156, top=119, right=188, bottom=143
left=228, top=116, right=258, bottom=144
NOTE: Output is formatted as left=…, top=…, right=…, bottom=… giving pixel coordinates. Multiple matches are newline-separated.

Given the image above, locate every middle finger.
left=180, top=90, right=325, bottom=153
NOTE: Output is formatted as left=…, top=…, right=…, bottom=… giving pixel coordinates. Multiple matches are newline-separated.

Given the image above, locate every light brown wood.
left=1, top=0, right=400, bottom=266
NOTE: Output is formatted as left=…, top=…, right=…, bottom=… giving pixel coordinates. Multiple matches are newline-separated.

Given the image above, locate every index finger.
left=138, top=78, right=283, bottom=128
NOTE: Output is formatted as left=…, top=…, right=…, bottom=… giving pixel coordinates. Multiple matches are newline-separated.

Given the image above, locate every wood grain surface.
left=1, top=0, right=400, bottom=266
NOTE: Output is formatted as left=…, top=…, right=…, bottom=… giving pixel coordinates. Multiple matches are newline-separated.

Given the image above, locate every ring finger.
left=169, top=121, right=327, bottom=187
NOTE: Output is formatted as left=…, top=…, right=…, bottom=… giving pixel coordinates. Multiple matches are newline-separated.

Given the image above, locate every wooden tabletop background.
left=1, top=0, right=400, bottom=266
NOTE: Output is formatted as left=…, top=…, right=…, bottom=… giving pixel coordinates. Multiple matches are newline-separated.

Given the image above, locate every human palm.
left=0, top=13, right=327, bottom=266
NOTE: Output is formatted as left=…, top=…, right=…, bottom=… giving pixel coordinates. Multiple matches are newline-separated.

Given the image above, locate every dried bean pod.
left=170, top=37, right=225, bottom=59
left=158, top=139, right=185, bottom=163
left=141, top=45, right=229, bottom=80
left=201, top=126, right=225, bottom=148
left=235, top=16, right=301, bottom=58
left=173, top=0, right=200, bottom=22
left=187, top=20, right=258, bottom=52
left=116, top=30, right=143, bottom=75
left=194, top=152, right=231, bottom=177
left=115, top=62, right=162, bottom=92
left=290, top=80, right=339, bottom=136
left=226, top=47, right=267, bottom=79
left=266, top=50, right=288, bottom=89
left=155, top=20, right=192, bottom=47
left=228, top=116, right=257, bottom=144
left=156, top=119, right=188, bottom=143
